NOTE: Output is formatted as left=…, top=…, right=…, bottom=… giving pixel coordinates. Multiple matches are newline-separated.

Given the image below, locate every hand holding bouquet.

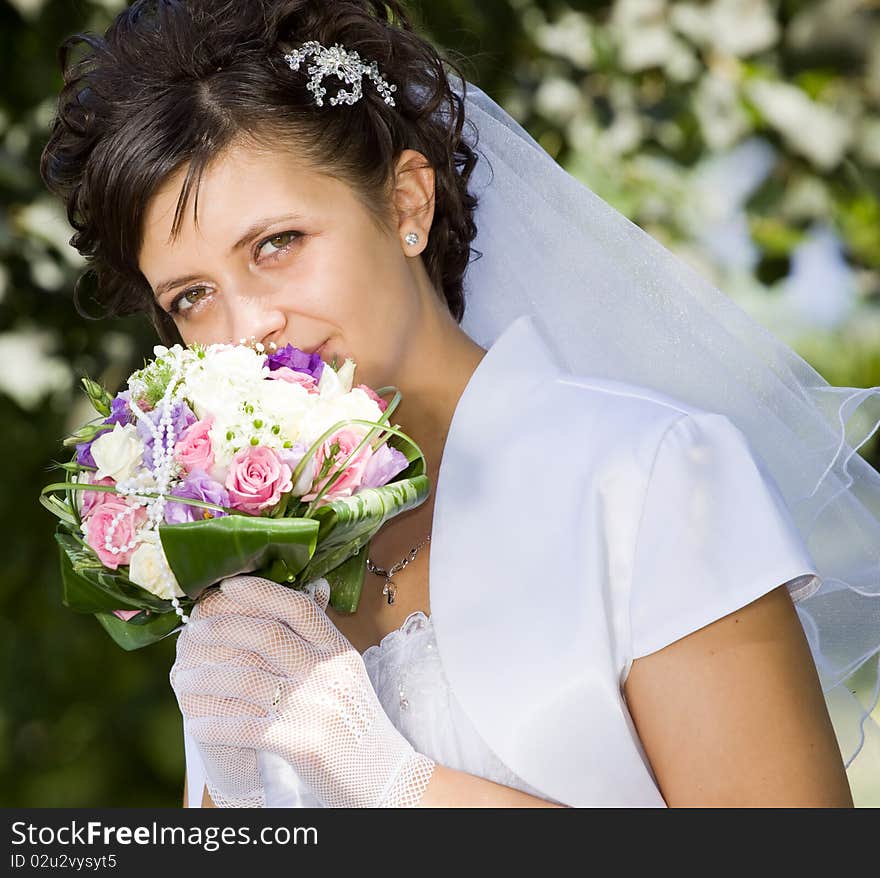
left=40, top=340, right=429, bottom=650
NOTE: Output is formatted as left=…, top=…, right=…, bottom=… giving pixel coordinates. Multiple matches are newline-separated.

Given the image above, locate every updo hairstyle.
left=40, top=0, right=481, bottom=344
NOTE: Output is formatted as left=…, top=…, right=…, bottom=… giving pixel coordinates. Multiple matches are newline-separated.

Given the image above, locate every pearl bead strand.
left=104, top=357, right=190, bottom=624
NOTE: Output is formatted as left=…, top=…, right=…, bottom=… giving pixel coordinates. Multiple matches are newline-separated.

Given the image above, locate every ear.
left=390, top=148, right=435, bottom=255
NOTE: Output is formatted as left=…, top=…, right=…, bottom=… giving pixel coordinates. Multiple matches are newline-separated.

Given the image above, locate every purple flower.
left=360, top=444, right=410, bottom=489
left=266, top=344, right=325, bottom=382
left=137, top=400, right=197, bottom=470
left=75, top=442, right=96, bottom=467
left=107, top=391, right=133, bottom=427
left=75, top=391, right=133, bottom=466
left=164, top=469, right=230, bottom=524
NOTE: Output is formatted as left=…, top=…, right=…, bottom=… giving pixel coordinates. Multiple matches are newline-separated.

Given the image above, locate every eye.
left=168, top=287, right=209, bottom=317
left=256, top=230, right=302, bottom=261
left=165, top=230, right=302, bottom=319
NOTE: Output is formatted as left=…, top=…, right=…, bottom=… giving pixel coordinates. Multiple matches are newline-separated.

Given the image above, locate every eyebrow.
left=152, top=212, right=305, bottom=300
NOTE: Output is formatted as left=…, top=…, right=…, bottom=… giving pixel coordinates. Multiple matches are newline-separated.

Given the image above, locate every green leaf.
left=40, top=493, right=78, bottom=528
left=158, top=515, right=321, bottom=599
left=324, top=543, right=368, bottom=614
left=94, top=609, right=183, bottom=651
left=55, top=530, right=173, bottom=614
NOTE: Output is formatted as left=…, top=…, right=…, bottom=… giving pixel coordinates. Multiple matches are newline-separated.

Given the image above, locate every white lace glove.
left=169, top=574, right=436, bottom=808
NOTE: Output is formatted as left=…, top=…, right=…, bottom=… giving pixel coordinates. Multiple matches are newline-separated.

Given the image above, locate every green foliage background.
left=2, top=0, right=878, bottom=806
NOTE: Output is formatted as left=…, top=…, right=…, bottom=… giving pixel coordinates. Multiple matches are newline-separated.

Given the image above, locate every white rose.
left=128, top=531, right=185, bottom=599
left=91, top=423, right=144, bottom=483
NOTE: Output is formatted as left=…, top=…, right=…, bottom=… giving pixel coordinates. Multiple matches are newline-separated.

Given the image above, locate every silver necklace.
left=366, top=534, right=431, bottom=605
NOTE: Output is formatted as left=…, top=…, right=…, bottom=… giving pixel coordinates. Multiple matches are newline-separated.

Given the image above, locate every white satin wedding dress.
left=181, top=314, right=837, bottom=808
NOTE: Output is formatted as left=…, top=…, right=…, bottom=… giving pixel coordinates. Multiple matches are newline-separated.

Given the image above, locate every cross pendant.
left=382, top=579, right=397, bottom=605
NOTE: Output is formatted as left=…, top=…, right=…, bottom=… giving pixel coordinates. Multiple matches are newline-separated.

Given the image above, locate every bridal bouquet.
left=40, top=340, right=429, bottom=650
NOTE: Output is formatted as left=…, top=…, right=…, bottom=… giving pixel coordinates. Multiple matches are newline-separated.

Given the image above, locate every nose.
left=226, top=294, right=285, bottom=349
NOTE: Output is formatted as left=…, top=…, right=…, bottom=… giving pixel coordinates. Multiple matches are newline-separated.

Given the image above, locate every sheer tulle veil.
left=451, top=78, right=880, bottom=776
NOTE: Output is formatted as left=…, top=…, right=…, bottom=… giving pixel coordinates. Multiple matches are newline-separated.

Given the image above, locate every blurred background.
left=2, top=0, right=878, bottom=806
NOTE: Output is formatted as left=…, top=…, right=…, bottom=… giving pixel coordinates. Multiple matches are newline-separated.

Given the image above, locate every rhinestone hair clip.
left=282, top=40, right=397, bottom=108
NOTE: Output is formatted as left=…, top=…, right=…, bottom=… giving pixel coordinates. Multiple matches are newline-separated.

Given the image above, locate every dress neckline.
left=361, top=610, right=432, bottom=662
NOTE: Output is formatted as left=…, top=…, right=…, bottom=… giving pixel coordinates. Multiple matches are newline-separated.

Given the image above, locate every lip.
left=288, top=339, right=327, bottom=356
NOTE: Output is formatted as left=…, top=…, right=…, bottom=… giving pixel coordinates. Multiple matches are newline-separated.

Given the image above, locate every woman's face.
left=138, top=138, right=435, bottom=390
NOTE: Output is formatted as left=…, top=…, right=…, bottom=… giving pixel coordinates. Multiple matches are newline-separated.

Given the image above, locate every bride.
left=41, top=0, right=879, bottom=807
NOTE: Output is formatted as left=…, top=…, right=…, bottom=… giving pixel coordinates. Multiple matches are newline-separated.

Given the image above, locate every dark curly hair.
left=39, top=0, right=481, bottom=345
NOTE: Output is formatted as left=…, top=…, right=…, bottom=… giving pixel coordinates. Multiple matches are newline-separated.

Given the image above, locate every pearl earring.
left=405, top=232, right=420, bottom=246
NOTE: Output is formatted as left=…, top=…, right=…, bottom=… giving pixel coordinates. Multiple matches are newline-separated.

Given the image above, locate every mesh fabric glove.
left=169, top=575, right=436, bottom=808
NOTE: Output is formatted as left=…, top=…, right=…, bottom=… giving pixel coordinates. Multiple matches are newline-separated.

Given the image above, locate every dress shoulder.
left=627, top=409, right=820, bottom=663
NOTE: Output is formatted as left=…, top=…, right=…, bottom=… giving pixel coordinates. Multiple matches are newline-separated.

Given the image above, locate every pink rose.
left=111, top=609, right=141, bottom=622
left=79, top=474, right=117, bottom=518
left=355, top=384, right=388, bottom=413
left=301, top=427, right=374, bottom=503
left=84, top=500, right=148, bottom=569
left=225, top=446, right=293, bottom=514
left=174, top=417, right=215, bottom=473
left=267, top=366, right=320, bottom=394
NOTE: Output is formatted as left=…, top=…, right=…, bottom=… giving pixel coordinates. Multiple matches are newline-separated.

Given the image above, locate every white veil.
left=454, top=79, right=880, bottom=776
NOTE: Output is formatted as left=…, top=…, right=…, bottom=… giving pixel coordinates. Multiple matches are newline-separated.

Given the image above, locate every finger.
left=171, top=629, right=251, bottom=677
left=173, top=663, right=290, bottom=713
left=190, top=585, right=241, bottom=622
left=190, top=583, right=284, bottom=624
left=177, top=690, right=267, bottom=720
left=187, top=714, right=323, bottom=762
left=220, top=576, right=337, bottom=646
left=186, top=714, right=272, bottom=752
left=303, top=577, right=331, bottom=612
left=183, top=614, right=313, bottom=676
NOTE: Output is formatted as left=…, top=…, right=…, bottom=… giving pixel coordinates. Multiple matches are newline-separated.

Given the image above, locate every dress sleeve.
left=183, top=722, right=207, bottom=808
left=628, top=410, right=821, bottom=660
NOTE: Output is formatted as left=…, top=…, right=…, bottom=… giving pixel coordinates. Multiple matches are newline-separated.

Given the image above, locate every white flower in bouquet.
left=181, top=344, right=268, bottom=421
left=287, top=446, right=319, bottom=496
left=90, top=422, right=145, bottom=483
left=128, top=529, right=185, bottom=600
left=316, top=357, right=357, bottom=399
left=249, top=375, right=315, bottom=441
left=299, top=388, right=384, bottom=449
left=335, top=358, right=357, bottom=394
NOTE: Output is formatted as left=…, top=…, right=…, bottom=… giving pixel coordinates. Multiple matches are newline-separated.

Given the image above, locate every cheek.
left=290, top=237, right=389, bottom=324
left=174, top=306, right=230, bottom=347
left=351, top=235, right=411, bottom=315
